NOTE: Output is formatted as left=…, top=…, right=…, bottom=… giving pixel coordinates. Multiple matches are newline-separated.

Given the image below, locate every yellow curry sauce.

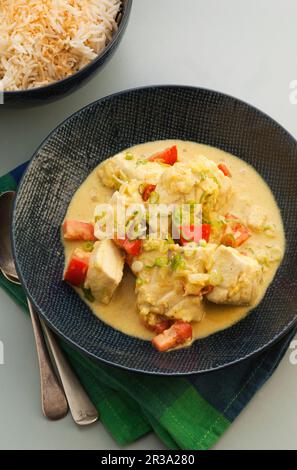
left=63, top=140, right=285, bottom=341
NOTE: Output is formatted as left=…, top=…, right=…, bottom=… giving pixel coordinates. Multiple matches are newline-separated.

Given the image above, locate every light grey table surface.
left=0, top=0, right=296, bottom=450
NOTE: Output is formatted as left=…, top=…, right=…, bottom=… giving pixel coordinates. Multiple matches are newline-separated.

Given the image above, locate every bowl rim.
left=3, top=0, right=133, bottom=97
left=12, top=84, right=297, bottom=375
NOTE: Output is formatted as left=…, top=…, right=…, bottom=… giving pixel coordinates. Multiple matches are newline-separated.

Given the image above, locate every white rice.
left=0, top=0, right=122, bottom=91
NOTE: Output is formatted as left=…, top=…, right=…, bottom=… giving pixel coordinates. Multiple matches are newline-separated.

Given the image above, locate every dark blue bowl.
left=12, top=86, right=297, bottom=375
left=2, top=0, right=132, bottom=107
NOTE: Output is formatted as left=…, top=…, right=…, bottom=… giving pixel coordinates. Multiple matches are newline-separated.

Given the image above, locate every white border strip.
left=0, top=81, right=4, bottom=105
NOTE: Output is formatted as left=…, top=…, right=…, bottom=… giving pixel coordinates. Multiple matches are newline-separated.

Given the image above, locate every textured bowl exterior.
left=12, top=86, right=297, bottom=374
left=2, top=0, right=132, bottom=107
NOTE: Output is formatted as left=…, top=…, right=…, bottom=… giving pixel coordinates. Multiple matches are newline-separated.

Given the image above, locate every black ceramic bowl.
left=2, top=0, right=132, bottom=107
left=12, top=86, right=297, bottom=375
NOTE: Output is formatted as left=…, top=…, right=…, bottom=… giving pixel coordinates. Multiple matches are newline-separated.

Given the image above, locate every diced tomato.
left=148, top=145, right=178, bottom=165
left=232, top=223, right=251, bottom=246
left=63, top=220, right=95, bottom=241
left=154, top=321, right=172, bottom=334
left=123, top=239, right=142, bottom=256
left=143, top=318, right=172, bottom=334
left=180, top=224, right=211, bottom=245
left=218, top=163, right=231, bottom=177
left=63, top=249, right=90, bottom=286
left=141, top=184, right=156, bottom=202
left=114, top=237, right=142, bottom=257
left=152, top=320, right=193, bottom=352
left=221, top=220, right=251, bottom=248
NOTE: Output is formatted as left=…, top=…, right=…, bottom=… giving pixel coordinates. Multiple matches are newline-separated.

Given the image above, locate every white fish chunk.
left=85, top=240, right=124, bottom=304
left=98, top=152, right=165, bottom=189
left=207, top=245, right=262, bottom=305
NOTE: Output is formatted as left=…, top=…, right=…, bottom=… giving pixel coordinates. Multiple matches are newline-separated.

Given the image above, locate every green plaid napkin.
left=0, top=164, right=295, bottom=450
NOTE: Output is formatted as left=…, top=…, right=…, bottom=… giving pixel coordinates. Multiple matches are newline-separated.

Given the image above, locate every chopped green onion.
left=125, top=153, right=134, bottom=160
left=170, top=253, right=185, bottom=271
left=136, top=278, right=145, bottom=287
left=256, top=255, right=270, bottom=267
left=166, top=235, right=175, bottom=244
left=145, top=256, right=168, bottom=269
left=83, top=241, right=95, bottom=252
left=95, top=211, right=106, bottom=222
left=154, top=256, right=168, bottom=267
left=136, top=159, right=148, bottom=166
left=210, top=175, right=219, bottom=186
left=210, top=217, right=224, bottom=229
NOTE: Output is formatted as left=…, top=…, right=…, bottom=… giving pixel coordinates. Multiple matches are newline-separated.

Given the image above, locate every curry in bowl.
left=62, top=140, right=285, bottom=352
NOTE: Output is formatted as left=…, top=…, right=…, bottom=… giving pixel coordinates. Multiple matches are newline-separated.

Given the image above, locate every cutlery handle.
left=27, top=299, right=68, bottom=420
left=41, top=321, right=99, bottom=426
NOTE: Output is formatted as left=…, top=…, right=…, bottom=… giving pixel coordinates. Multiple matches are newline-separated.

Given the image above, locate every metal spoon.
left=0, top=191, right=68, bottom=420
left=0, top=191, right=99, bottom=425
